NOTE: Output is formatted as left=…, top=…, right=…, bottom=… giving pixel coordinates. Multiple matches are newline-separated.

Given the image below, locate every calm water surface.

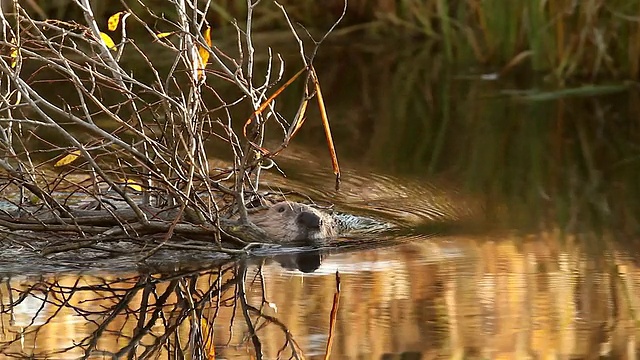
left=2, top=44, right=640, bottom=359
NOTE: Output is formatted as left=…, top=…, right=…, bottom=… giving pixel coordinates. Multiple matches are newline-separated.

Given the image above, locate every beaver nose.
left=296, top=211, right=322, bottom=229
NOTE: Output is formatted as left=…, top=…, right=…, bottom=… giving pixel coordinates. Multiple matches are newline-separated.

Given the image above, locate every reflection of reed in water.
left=0, top=232, right=638, bottom=359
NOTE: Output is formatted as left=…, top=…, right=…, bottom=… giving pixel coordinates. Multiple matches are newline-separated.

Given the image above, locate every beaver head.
left=248, top=202, right=336, bottom=242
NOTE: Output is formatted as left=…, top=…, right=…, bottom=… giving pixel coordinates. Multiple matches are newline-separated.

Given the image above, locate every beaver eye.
left=277, top=207, right=285, bottom=213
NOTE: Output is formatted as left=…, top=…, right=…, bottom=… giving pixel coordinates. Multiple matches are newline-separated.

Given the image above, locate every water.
left=1, top=44, right=640, bottom=358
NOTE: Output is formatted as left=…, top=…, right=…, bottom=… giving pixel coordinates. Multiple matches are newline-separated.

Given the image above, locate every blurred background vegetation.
left=277, top=43, right=640, bottom=241
left=13, top=0, right=640, bottom=80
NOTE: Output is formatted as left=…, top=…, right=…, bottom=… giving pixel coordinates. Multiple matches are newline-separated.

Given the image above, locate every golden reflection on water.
left=0, top=231, right=638, bottom=359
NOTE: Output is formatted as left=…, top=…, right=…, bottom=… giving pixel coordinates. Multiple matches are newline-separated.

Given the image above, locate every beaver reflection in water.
left=248, top=202, right=337, bottom=242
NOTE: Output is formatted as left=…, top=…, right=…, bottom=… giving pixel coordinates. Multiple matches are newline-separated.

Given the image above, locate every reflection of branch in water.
left=0, top=277, right=88, bottom=356
left=238, top=260, right=263, bottom=359
left=110, top=280, right=180, bottom=358
left=0, top=262, right=314, bottom=359
left=245, top=304, right=304, bottom=359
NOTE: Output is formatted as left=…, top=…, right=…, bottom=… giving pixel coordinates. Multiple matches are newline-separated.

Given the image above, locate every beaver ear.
left=277, top=205, right=285, bottom=213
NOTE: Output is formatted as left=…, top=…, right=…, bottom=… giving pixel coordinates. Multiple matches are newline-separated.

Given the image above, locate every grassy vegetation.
left=22, top=0, right=640, bottom=79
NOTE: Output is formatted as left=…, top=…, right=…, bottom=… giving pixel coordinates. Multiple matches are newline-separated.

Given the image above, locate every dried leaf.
left=100, top=32, right=117, bottom=51
left=54, top=150, right=81, bottom=167
left=156, top=32, right=175, bottom=39
left=108, top=11, right=125, bottom=31
left=196, top=26, right=212, bottom=81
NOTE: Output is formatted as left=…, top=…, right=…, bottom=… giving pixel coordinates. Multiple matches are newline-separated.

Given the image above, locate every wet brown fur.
left=248, top=202, right=336, bottom=242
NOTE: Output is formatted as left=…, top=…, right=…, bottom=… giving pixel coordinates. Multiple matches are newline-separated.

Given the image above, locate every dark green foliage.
left=25, top=1, right=640, bottom=78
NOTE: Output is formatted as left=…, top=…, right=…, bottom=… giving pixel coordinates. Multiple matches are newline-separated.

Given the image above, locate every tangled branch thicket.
left=0, top=0, right=343, bottom=256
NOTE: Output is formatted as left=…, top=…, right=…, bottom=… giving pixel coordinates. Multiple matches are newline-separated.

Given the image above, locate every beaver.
left=248, top=202, right=337, bottom=242
left=248, top=201, right=392, bottom=243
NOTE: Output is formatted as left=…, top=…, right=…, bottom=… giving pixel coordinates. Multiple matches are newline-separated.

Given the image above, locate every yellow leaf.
left=10, top=49, right=17, bottom=68
left=9, top=38, right=17, bottom=68
left=196, top=26, right=212, bottom=81
left=202, top=26, right=212, bottom=48
left=54, top=150, right=81, bottom=167
left=120, top=178, right=143, bottom=192
left=108, top=11, right=125, bottom=31
left=100, top=32, right=117, bottom=51
left=201, top=318, right=215, bottom=360
left=156, top=32, right=175, bottom=39
left=10, top=50, right=17, bottom=68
